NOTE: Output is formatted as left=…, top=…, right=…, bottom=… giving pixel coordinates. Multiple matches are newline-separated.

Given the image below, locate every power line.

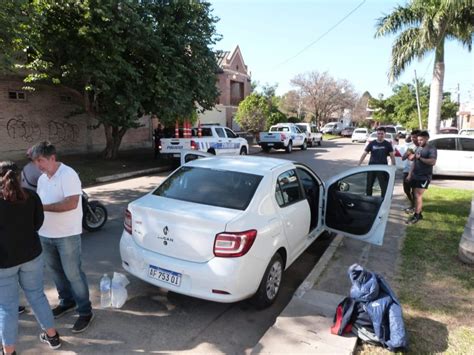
left=273, top=0, right=366, bottom=70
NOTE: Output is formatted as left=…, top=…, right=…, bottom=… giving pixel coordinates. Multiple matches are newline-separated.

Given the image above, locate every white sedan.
left=429, top=134, right=474, bottom=177
left=120, top=155, right=395, bottom=308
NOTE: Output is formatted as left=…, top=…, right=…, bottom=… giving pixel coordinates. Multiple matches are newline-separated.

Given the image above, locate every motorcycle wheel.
left=83, top=201, right=108, bottom=232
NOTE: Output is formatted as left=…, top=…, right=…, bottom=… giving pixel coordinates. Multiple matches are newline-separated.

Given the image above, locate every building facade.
left=0, top=76, right=151, bottom=160
left=198, top=46, right=252, bottom=130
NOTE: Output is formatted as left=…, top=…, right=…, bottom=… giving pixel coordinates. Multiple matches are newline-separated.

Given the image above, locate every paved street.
left=17, top=138, right=473, bottom=354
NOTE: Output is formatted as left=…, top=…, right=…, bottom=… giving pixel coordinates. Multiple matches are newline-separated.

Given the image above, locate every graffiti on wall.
left=48, top=120, right=80, bottom=144
left=6, top=116, right=80, bottom=144
left=7, top=116, right=42, bottom=143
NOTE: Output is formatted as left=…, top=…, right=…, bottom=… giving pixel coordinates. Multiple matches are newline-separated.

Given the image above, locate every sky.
left=210, top=0, right=474, bottom=102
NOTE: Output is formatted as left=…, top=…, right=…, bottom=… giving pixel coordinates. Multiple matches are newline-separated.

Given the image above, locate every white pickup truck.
left=258, top=123, right=307, bottom=153
left=160, top=125, right=249, bottom=157
left=295, top=122, right=323, bottom=147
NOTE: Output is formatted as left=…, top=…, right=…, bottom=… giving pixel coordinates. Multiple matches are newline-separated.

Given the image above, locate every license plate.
left=173, top=153, right=180, bottom=158
left=148, top=265, right=182, bottom=287
left=268, top=143, right=274, bottom=146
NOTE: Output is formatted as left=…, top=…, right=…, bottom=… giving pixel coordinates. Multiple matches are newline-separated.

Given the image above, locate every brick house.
left=0, top=75, right=152, bottom=160
left=198, top=45, right=252, bottom=130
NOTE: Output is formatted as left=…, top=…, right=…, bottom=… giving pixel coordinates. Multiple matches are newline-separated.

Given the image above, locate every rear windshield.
left=354, top=129, right=366, bottom=133
left=270, top=126, right=290, bottom=132
left=153, top=166, right=263, bottom=210
left=296, top=124, right=308, bottom=132
left=381, top=126, right=397, bottom=134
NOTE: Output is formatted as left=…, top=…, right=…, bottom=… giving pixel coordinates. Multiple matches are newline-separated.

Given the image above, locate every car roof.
left=430, top=134, right=474, bottom=139
left=184, top=155, right=292, bottom=175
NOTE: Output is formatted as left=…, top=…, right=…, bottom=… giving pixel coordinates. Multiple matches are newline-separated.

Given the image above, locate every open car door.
left=322, top=165, right=396, bottom=245
left=180, top=150, right=213, bottom=166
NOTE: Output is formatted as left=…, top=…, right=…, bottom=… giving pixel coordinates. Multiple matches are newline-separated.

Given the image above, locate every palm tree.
left=375, top=0, right=473, bottom=133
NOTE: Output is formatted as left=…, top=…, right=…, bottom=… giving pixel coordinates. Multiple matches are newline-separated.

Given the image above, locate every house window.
left=8, top=91, right=26, bottom=101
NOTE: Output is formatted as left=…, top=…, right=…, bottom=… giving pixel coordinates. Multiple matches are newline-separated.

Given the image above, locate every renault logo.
left=163, top=226, right=169, bottom=236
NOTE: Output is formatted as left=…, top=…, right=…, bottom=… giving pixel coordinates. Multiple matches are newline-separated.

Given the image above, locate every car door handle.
left=346, top=202, right=355, bottom=208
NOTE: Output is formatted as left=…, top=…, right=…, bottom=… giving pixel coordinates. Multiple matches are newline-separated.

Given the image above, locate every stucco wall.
left=0, top=79, right=152, bottom=160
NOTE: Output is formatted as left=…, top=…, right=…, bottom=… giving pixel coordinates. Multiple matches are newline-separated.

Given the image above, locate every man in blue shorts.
left=406, top=130, right=437, bottom=224
left=358, top=126, right=395, bottom=197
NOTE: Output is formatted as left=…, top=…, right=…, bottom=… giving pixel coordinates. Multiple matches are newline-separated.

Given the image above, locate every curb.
left=294, top=234, right=344, bottom=298
left=95, top=165, right=173, bottom=183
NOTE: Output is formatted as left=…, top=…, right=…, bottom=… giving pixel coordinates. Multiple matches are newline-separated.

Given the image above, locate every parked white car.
left=295, top=123, right=323, bottom=147
left=429, top=134, right=474, bottom=177
left=258, top=123, right=307, bottom=153
left=351, top=128, right=370, bottom=143
left=120, top=155, right=395, bottom=308
left=321, top=122, right=343, bottom=135
left=160, top=125, right=248, bottom=157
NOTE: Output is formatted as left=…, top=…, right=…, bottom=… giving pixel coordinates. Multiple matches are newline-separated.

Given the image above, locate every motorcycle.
left=82, top=190, right=108, bottom=232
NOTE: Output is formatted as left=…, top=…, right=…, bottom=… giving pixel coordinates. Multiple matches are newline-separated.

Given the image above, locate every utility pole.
left=414, top=70, right=423, bottom=129
left=454, top=83, right=460, bottom=128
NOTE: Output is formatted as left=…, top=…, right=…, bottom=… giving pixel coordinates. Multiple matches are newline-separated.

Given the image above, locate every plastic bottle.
left=100, top=273, right=111, bottom=308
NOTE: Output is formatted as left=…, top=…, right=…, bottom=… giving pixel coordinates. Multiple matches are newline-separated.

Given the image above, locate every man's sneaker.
left=407, top=213, right=423, bottom=225
left=39, top=331, right=61, bottom=349
left=52, top=304, right=76, bottom=319
left=404, top=207, right=415, bottom=214
left=18, top=306, right=26, bottom=314
left=72, top=313, right=94, bottom=333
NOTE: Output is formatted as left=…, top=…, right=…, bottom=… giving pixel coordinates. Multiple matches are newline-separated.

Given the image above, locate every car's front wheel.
left=301, top=140, right=307, bottom=150
left=286, top=141, right=292, bottom=153
left=252, top=253, right=284, bottom=309
left=240, top=146, right=248, bottom=155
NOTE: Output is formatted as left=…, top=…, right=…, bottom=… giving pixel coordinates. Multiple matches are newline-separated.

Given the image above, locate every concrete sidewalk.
left=253, top=183, right=407, bottom=354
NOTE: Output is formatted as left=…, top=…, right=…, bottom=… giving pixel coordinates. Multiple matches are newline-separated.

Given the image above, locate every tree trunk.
left=103, top=124, right=127, bottom=159
left=428, top=40, right=445, bottom=134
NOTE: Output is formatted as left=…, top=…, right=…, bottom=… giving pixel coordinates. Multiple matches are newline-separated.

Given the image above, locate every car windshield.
left=153, top=166, right=263, bottom=210
left=381, top=126, right=396, bottom=134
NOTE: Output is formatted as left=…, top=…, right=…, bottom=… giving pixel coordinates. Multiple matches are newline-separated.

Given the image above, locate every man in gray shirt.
left=21, top=148, right=43, bottom=191
left=406, top=131, right=437, bottom=224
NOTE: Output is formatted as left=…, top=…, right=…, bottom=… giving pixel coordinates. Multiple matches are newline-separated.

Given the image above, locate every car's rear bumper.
left=259, top=142, right=286, bottom=150
left=120, top=231, right=267, bottom=303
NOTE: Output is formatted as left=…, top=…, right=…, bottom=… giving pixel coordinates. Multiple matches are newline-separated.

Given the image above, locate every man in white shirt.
left=32, top=141, right=93, bottom=333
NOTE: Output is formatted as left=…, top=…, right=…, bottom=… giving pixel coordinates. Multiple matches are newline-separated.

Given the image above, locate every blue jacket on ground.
left=348, top=263, right=408, bottom=351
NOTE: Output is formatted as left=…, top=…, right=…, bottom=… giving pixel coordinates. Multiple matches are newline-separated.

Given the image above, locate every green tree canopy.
left=2, top=0, right=220, bottom=158
left=369, top=82, right=458, bottom=130
left=375, top=0, right=473, bottom=133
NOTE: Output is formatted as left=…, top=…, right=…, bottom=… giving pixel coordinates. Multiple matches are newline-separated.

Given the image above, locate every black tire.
left=240, top=146, right=248, bottom=155
left=207, top=148, right=216, bottom=155
left=301, top=140, right=307, bottom=150
left=308, top=139, right=313, bottom=147
left=285, top=141, right=293, bottom=153
left=252, top=253, right=284, bottom=309
left=317, top=139, right=322, bottom=146
left=262, top=146, right=271, bottom=153
left=83, top=202, right=108, bottom=232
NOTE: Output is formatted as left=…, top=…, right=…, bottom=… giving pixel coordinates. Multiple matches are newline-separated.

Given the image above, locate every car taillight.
left=213, top=230, right=257, bottom=257
left=124, top=209, right=132, bottom=234
left=280, top=133, right=286, bottom=141
left=190, top=140, right=198, bottom=150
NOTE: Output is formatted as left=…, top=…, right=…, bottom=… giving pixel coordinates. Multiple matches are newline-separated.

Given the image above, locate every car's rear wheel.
left=207, top=148, right=216, bottom=155
left=317, top=139, right=322, bottom=146
left=286, top=141, right=292, bottom=153
left=252, top=253, right=284, bottom=309
left=262, top=146, right=271, bottom=153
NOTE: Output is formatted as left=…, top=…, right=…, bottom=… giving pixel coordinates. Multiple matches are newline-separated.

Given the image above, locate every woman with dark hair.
left=0, top=161, right=61, bottom=354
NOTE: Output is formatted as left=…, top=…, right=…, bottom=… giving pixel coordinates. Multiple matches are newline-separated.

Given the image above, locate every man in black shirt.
left=406, top=130, right=437, bottom=224
left=358, top=127, right=395, bottom=197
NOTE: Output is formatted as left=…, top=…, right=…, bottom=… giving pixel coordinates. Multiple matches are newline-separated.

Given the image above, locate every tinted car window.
left=224, top=128, right=237, bottom=138
left=460, top=138, right=474, bottom=152
left=275, top=170, right=302, bottom=207
left=296, top=124, right=308, bottom=132
left=215, top=128, right=226, bottom=138
left=431, top=138, right=456, bottom=150
left=201, top=128, right=212, bottom=137
left=154, top=167, right=262, bottom=210
left=270, top=126, right=290, bottom=132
